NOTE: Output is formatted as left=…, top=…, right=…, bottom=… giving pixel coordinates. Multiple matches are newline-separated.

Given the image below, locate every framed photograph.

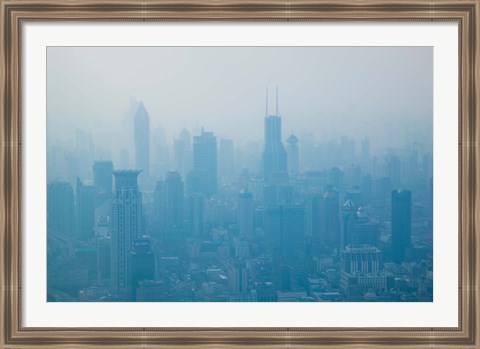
left=1, top=0, right=478, bottom=348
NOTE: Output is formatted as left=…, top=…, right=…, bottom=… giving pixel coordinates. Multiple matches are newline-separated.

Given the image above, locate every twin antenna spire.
left=265, top=86, right=279, bottom=117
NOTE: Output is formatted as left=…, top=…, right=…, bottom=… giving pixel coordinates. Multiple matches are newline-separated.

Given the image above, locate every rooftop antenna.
left=276, top=86, right=279, bottom=116
left=265, top=86, right=269, bottom=117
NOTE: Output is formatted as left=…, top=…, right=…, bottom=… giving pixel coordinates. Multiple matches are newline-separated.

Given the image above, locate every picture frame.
left=1, top=0, right=478, bottom=348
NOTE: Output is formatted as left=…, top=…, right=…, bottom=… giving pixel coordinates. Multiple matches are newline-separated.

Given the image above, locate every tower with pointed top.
left=134, top=102, right=150, bottom=179
left=262, top=87, right=287, bottom=182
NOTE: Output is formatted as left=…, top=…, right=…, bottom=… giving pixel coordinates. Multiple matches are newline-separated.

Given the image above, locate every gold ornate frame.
left=1, top=0, right=478, bottom=348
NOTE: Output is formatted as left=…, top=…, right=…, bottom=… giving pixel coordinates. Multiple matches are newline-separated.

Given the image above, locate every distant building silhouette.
left=262, top=87, right=287, bottom=182
left=47, top=181, right=75, bottom=236
left=391, top=189, right=412, bottom=263
left=76, top=178, right=99, bottom=241
left=164, top=171, right=184, bottom=230
left=342, top=200, right=379, bottom=248
left=93, top=161, right=113, bottom=195
left=111, top=170, right=143, bottom=300
left=134, top=102, right=150, bottom=179
left=238, top=189, right=254, bottom=238
left=192, top=129, right=217, bottom=198
left=319, top=188, right=341, bottom=251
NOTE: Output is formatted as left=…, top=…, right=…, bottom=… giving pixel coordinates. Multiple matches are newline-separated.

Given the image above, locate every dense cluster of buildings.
left=47, top=92, right=433, bottom=302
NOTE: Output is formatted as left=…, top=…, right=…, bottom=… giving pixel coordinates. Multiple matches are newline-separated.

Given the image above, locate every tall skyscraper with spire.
left=134, top=102, right=150, bottom=178
left=262, top=87, right=287, bottom=182
left=111, top=170, right=143, bottom=300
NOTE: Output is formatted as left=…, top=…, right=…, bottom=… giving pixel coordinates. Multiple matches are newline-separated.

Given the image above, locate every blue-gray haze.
left=46, top=47, right=433, bottom=303
left=47, top=47, right=432, bottom=155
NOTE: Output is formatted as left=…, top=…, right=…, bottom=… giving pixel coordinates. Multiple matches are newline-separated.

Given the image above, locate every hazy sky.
left=47, top=46, right=432, bottom=152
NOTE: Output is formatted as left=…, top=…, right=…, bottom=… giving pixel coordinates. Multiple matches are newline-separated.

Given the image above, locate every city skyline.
left=47, top=47, right=433, bottom=303
left=47, top=47, right=433, bottom=155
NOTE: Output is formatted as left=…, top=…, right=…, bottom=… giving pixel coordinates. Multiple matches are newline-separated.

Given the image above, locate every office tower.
left=238, top=189, right=254, bottom=238
left=164, top=171, right=184, bottom=229
left=341, top=199, right=357, bottom=249
left=227, top=259, right=248, bottom=293
left=219, top=138, right=234, bottom=178
left=153, top=180, right=165, bottom=233
left=188, top=193, right=204, bottom=237
left=341, top=246, right=382, bottom=274
left=76, top=178, right=99, bottom=241
left=340, top=245, right=386, bottom=299
left=286, top=134, right=299, bottom=177
left=262, top=87, right=287, bottom=182
left=111, top=170, right=143, bottom=300
left=264, top=205, right=305, bottom=260
left=192, top=129, right=217, bottom=198
left=391, top=189, right=412, bottom=264
left=345, top=164, right=361, bottom=188
left=93, top=161, right=113, bottom=195
left=306, top=194, right=322, bottom=254
left=319, top=188, right=341, bottom=251
left=342, top=200, right=379, bottom=248
left=94, top=200, right=111, bottom=238
left=47, top=181, right=75, bottom=236
left=134, top=102, right=150, bottom=177
left=96, top=236, right=111, bottom=286
left=130, top=239, right=155, bottom=300
left=177, top=128, right=194, bottom=178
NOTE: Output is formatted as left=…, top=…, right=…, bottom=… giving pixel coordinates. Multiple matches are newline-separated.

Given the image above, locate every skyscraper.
left=306, top=194, right=322, bottom=254
left=134, top=102, right=150, bottom=178
left=391, top=189, right=412, bottom=263
left=47, top=181, right=75, bottom=236
left=93, top=160, right=113, bottom=195
left=164, top=171, right=184, bottom=229
left=238, top=189, right=254, bottom=238
left=319, top=188, right=341, bottom=250
left=262, top=87, right=287, bottom=182
left=286, top=134, right=299, bottom=176
left=111, top=170, right=143, bottom=300
left=192, top=129, right=217, bottom=197
left=76, top=178, right=99, bottom=241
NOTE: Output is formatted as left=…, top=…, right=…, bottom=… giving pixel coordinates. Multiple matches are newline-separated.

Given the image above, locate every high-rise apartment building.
left=111, top=170, right=143, bottom=300
left=93, top=161, right=113, bottom=195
